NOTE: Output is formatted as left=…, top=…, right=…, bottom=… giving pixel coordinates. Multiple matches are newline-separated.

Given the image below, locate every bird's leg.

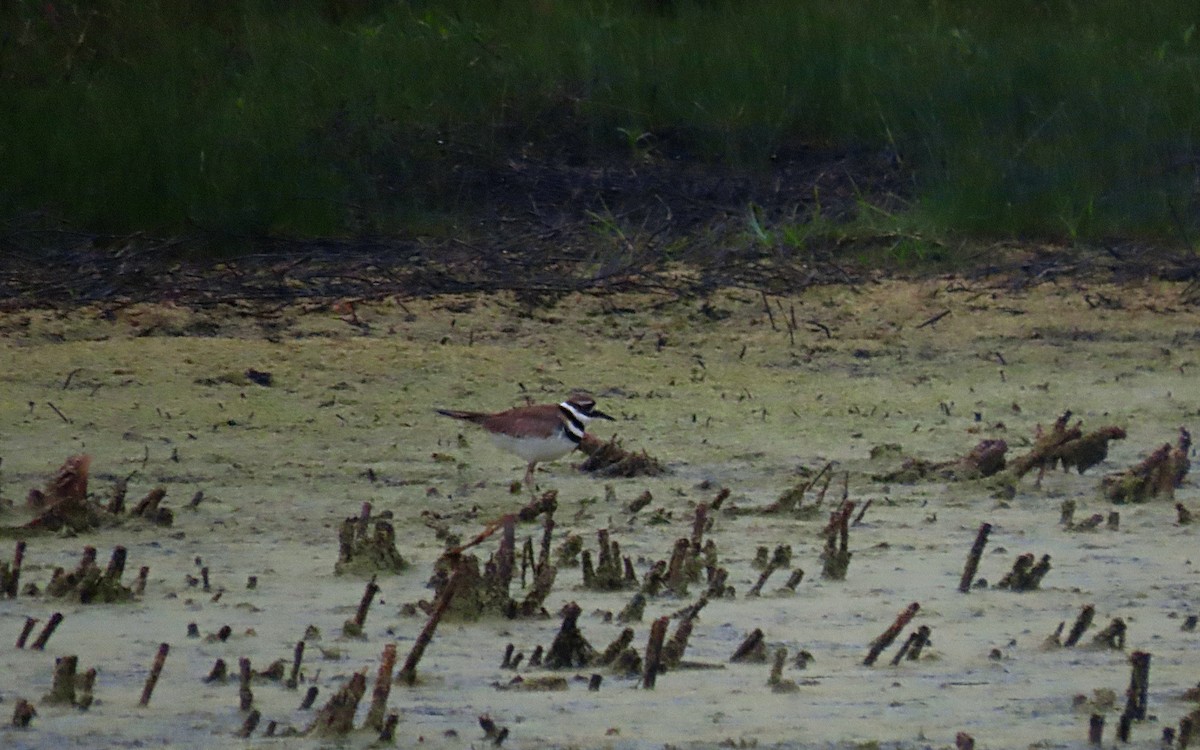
left=524, top=462, right=537, bottom=494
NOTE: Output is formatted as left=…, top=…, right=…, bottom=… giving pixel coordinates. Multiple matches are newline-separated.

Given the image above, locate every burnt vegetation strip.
left=0, top=148, right=897, bottom=309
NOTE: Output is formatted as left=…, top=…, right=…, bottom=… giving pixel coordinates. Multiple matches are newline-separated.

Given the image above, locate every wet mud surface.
left=1, top=277, right=1199, bottom=748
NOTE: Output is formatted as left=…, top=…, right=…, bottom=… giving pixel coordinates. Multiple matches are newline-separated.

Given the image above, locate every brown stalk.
left=364, top=643, right=397, bottom=731
left=864, top=602, right=920, bottom=666
left=139, top=643, right=170, bottom=706
left=642, top=616, right=670, bottom=689
left=397, top=560, right=464, bottom=685
left=958, top=522, right=991, bottom=593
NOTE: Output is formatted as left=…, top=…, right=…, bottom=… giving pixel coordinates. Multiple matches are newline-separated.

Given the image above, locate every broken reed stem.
left=300, top=686, right=319, bottom=710
left=11, top=699, right=36, bottom=727
left=997, top=552, right=1052, bottom=591
left=623, top=556, right=638, bottom=586
left=642, top=616, right=670, bottom=690
left=1064, top=605, right=1095, bottom=647
left=731, top=628, right=766, bottom=663
left=30, top=612, right=64, bottom=650
left=309, top=672, right=367, bottom=737
left=890, top=625, right=932, bottom=665
left=1124, top=651, right=1151, bottom=722
left=354, top=576, right=380, bottom=630
left=807, top=462, right=835, bottom=511
left=761, top=289, right=777, bottom=330
left=820, top=501, right=854, bottom=580
left=397, top=562, right=463, bottom=686
left=1060, top=499, right=1076, bottom=527
left=768, top=647, right=787, bottom=686
left=448, top=515, right=507, bottom=556
left=139, top=643, right=170, bottom=706
left=908, top=625, right=932, bottom=661
left=705, top=567, right=728, bottom=598
left=76, top=667, right=95, bottom=709
left=595, top=528, right=612, bottom=564
left=518, top=561, right=557, bottom=616
left=130, top=488, right=165, bottom=516
left=46, top=654, right=78, bottom=705
left=6, top=540, right=26, bottom=597
left=16, top=616, right=38, bottom=648
left=1178, top=503, right=1194, bottom=525
left=1093, top=617, right=1127, bottom=649
left=343, top=576, right=380, bottom=637
left=662, top=617, right=695, bottom=669
left=235, top=709, right=261, bottom=738
left=238, top=657, right=253, bottom=711
left=958, top=522, right=992, bottom=593
left=665, top=537, right=691, bottom=593
left=356, top=501, right=372, bottom=539
left=545, top=602, right=592, bottom=668
left=364, top=643, right=397, bottom=731
left=691, top=503, right=708, bottom=549
left=1117, top=712, right=1132, bottom=742
left=497, top=516, right=516, bottom=591
left=1179, top=715, right=1195, bottom=749
left=852, top=499, right=872, bottom=525
left=379, top=713, right=399, bottom=742
left=204, top=658, right=228, bottom=683
left=864, top=602, right=920, bottom=666
left=747, top=561, right=777, bottom=597
left=838, top=501, right=851, bottom=551
left=597, top=628, right=635, bottom=667
left=675, top=595, right=709, bottom=623
left=520, top=537, right=534, bottom=587
left=518, top=490, right=558, bottom=523
left=891, top=631, right=919, bottom=666
left=286, top=640, right=305, bottom=689
left=108, top=476, right=128, bottom=514
left=784, top=568, right=804, bottom=591
left=105, top=545, right=127, bottom=582
left=538, top=513, right=555, bottom=575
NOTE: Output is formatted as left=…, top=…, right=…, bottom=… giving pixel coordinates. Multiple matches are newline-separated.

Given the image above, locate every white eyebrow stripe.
left=559, top=402, right=588, bottom=440
left=560, top=401, right=590, bottom=423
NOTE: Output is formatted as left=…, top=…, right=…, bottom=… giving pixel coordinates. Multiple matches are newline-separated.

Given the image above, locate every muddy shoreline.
left=1, top=278, right=1198, bottom=749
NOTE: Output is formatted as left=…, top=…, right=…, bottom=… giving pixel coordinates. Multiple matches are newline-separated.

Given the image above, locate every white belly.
left=490, top=433, right=576, bottom=463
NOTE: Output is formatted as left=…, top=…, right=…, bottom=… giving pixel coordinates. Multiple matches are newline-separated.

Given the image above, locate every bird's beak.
left=591, top=409, right=615, bottom=421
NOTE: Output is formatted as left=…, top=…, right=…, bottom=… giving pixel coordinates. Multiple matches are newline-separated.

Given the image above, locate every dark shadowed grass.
left=1, top=0, right=1197, bottom=247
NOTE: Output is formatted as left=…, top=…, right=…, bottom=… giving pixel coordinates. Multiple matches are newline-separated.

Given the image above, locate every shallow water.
left=1, top=279, right=1197, bottom=749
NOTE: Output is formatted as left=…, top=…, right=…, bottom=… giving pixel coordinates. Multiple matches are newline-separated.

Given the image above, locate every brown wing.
left=480, top=404, right=562, bottom=439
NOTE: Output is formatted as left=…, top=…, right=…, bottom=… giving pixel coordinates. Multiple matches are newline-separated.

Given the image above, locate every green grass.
left=1, top=0, right=1198, bottom=245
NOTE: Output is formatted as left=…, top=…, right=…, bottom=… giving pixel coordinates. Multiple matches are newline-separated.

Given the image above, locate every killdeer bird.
left=437, top=392, right=614, bottom=488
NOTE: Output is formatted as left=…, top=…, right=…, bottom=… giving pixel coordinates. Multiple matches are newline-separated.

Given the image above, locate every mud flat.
left=1, top=277, right=1198, bottom=749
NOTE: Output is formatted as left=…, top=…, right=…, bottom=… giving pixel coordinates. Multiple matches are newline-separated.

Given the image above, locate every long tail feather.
left=436, top=408, right=487, bottom=423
